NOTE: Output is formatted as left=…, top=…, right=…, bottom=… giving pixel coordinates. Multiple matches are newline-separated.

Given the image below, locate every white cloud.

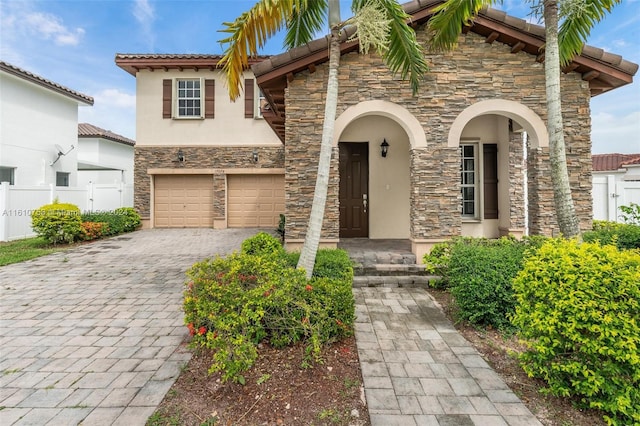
left=95, top=88, right=136, bottom=109
left=133, top=0, right=154, bottom=24
left=591, top=111, right=640, bottom=154
left=24, top=12, right=85, bottom=46
left=133, top=0, right=155, bottom=49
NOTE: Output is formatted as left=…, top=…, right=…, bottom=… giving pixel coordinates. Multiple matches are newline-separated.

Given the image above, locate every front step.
left=353, top=274, right=440, bottom=288
left=353, top=263, right=428, bottom=276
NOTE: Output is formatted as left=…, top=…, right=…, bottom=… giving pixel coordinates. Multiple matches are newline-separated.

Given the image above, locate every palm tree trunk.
left=543, top=0, right=580, bottom=238
left=296, top=15, right=341, bottom=279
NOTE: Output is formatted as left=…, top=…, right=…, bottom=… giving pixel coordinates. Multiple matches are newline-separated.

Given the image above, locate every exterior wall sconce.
left=380, top=139, right=389, bottom=158
left=252, top=150, right=259, bottom=163
left=177, top=149, right=185, bottom=162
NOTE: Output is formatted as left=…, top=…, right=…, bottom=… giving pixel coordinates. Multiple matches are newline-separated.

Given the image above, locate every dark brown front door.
left=339, top=142, right=369, bottom=237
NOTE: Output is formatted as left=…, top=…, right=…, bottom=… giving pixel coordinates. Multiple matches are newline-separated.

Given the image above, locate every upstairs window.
left=163, top=78, right=214, bottom=119
left=177, top=79, right=201, bottom=117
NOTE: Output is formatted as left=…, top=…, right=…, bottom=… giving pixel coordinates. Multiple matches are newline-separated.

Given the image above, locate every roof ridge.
left=0, top=60, right=94, bottom=105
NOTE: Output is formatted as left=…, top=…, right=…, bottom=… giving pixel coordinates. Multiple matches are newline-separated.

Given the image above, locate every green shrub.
left=422, top=240, right=456, bottom=288
left=183, top=244, right=354, bottom=383
left=114, top=207, right=141, bottom=232
left=446, top=236, right=546, bottom=331
left=81, top=208, right=141, bottom=236
left=31, top=201, right=84, bottom=244
left=286, top=249, right=353, bottom=281
left=584, top=220, right=640, bottom=250
left=512, top=239, right=640, bottom=425
left=240, top=232, right=284, bottom=256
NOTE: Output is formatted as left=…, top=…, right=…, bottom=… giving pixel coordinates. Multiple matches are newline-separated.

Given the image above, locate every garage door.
left=228, top=175, right=284, bottom=227
left=154, top=175, right=213, bottom=227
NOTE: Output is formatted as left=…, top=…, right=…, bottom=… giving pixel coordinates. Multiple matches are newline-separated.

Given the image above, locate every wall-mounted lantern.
left=380, top=139, right=389, bottom=158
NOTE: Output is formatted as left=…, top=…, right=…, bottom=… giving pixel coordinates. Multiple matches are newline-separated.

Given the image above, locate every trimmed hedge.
left=81, top=207, right=141, bottom=237
left=31, top=201, right=83, bottom=244
left=183, top=232, right=355, bottom=383
left=583, top=220, right=640, bottom=250
left=512, top=239, right=640, bottom=425
left=447, top=237, right=542, bottom=331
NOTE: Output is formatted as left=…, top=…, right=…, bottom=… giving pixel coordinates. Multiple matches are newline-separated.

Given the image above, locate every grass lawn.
left=0, top=237, right=63, bottom=266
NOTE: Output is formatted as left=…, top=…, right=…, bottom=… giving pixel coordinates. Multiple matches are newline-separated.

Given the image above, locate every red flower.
left=305, top=285, right=313, bottom=292
left=187, top=323, right=196, bottom=336
left=198, top=326, right=207, bottom=336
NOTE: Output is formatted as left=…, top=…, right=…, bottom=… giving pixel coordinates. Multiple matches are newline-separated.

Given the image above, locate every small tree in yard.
left=219, top=0, right=428, bottom=278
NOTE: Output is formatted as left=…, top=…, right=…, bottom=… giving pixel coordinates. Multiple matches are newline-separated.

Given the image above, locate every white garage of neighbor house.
left=592, top=153, right=640, bottom=222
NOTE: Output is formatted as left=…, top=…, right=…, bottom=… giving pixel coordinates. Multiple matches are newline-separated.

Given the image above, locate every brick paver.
left=354, top=287, right=543, bottom=426
left=0, top=228, right=258, bottom=426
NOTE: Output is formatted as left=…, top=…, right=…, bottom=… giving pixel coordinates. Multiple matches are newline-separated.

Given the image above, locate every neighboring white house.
left=592, top=153, right=640, bottom=222
left=77, top=123, right=135, bottom=187
left=0, top=61, right=133, bottom=241
left=0, top=60, right=94, bottom=187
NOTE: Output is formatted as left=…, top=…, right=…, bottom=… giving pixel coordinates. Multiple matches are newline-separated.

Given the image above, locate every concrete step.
left=350, top=252, right=417, bottom=266
left=352, top=275, right=440, bottom=288
left=353, top=263, right=429, bottom=277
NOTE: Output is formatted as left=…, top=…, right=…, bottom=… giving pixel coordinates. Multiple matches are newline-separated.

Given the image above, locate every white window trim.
left=255, top=86, right=266, bottom=119
left=174, top=77, right=204, bottom=119
left=460, top=140, right=480, bottom=220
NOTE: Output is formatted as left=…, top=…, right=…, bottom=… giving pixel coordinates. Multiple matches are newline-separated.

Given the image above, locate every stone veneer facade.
left=134, top=146, right=285, bottom=223
left=284, top=27, right=593, bottom=244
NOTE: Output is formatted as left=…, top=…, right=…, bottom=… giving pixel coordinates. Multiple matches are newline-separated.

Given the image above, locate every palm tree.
left=219, top=0, right=428, bottom=278
left=428, top=0, right=620, bottom=238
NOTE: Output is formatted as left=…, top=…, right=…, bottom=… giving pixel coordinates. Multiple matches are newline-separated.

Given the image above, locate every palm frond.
left=218, top=0, right=299, bottom=100
left=372, top=0, right=429, bottom=95
left=558, top=0, right=620, bottom=65
left=284, top=0, right=327, bottom=49
left=427, top=0, right=495, bottom=52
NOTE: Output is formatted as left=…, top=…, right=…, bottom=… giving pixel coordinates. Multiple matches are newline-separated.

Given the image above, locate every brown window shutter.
left=162, top=79, right=172, bottom=118
left=204, top=79, right=215, bottom=118
left=483, top=144, right=498, bottom=219
left=244, top=78, right=254, bottom=118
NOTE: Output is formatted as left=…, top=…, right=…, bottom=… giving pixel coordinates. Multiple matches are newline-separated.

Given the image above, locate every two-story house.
left=115, top=54, right=283, bottom=229
left=0, top=61, right=93, bottom=187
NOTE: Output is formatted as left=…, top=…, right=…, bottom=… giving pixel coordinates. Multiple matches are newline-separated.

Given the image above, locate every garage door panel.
left=228, top=175, right=284, bottom=228
left=154, top=175, right=213, bottom=228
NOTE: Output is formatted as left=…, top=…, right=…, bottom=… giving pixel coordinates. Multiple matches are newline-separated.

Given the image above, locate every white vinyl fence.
left=0, top=182, right=134, bottom=241
left=593, top=175, right=640, bottom=222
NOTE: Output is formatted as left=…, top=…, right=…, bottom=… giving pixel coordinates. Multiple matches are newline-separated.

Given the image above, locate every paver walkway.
left=354, top=286, right=542, bottom=426
left=0, top=228, right=257, bottom=426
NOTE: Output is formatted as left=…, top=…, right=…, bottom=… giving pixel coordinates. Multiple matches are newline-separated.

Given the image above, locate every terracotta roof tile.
left=114, top=53, right=269, bottom=76
left=78, top=123, right=135, bottom=146
left=0, top=61, right=94, bottom=105
left=592, top=153, right=640, bottom=171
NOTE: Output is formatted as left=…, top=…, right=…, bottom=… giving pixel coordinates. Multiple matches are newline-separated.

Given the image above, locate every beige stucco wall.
left=135, top=69, right=280, bottom=147
left=339, top=115, right=410, bottom=238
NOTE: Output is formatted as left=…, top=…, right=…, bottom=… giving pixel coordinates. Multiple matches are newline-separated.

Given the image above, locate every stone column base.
left=411, top=238, right=450, bottom=264
left=285, top=238, right=339, bottom=252
left=499, top=228, right=525, bottom=239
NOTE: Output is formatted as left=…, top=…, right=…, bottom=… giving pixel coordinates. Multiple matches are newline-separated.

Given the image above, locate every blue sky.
left=1, top=0, right=638, bottom=153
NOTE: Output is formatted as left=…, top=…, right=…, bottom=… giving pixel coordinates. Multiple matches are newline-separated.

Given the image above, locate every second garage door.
left=228, top=175, right=285, bottom=228
left=154, top=174, right=213, bottom=227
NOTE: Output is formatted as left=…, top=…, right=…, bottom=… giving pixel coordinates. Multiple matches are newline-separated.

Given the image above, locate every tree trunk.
left=543, top=0, right=580, bottom=238
left=296, top=22, right=341, bottom=279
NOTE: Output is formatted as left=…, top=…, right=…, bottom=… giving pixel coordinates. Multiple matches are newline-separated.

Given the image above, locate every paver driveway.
left=0, top=228, right=261, bottom=426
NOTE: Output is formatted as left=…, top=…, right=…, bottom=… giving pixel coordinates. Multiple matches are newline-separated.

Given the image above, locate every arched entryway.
left=334, top=101, right=425, bottom=239
left=448, top=100, right=548, bottom=238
